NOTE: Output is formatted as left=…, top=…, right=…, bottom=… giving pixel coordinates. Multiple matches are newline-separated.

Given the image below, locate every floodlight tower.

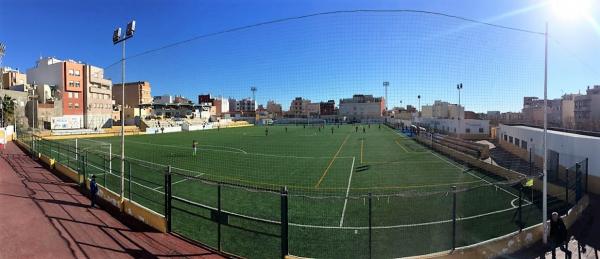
left=251, top=86, right=257, bottom=110
left=417, top=95, right=421, bottom=116
left=112, top=20, right=136, bottom=203
left=383, top=81, right=389, bottom=111
left=457, top=83, right=463, bottom=135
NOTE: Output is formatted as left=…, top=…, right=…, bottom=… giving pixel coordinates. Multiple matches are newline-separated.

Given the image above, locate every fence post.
left=565, top=169, right=569, bottom=209
left=75, top=138, right=78, bottom=161
left=164, top=166, right=172, bottom=232
left=518, top=186, right=523, bottom=231
left=280, top=186, right=289, bottom=259
left=368, top=192, right=372, bottom=259
left=217, top=183, right=222, bottom=252
left=452, top=186, right=457, bottom=250
left=103, top=155, right=107, bottom=186
left=128, top=161, right=132, bottom=200
left=585, top=158, right=589, bottom=194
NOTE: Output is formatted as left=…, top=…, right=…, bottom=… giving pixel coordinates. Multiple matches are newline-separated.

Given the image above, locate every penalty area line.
left=339, top=156, right=355, bottom=227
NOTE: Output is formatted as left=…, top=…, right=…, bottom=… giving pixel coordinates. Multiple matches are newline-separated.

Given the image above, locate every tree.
left=1, top=95, right=15, bottom=127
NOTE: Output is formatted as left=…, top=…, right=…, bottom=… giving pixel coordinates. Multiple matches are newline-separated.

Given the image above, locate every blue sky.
left=1, top=0, right=599, bottom=112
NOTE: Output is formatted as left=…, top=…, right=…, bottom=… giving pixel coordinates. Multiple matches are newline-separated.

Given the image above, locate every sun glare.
left=551, top=0, right=592, bottom=20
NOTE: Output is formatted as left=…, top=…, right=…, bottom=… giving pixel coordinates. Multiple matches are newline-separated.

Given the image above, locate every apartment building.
left=319, top=100, right=336, bottom=116
left=420, top=100, right=464, bottom=120
left=289, top=97, right=311, bottom=117
left=574, top=85, right=600, bottom=131
left=1, top=68, right=27, bottom=90
left=26, top=57, right=85, bottom=129
left=112, top=81, right=152, bottom=108
left=84, top=65, right=113, bottom=129
left=521, top=97, right=562, bottom=127
left=338, top=94, right=385, bottom=121
left=213, top=97, right=230, bottom=116
left=266, top=100, right=282, bottom=118
left=561, top=94, right=579, bottom=129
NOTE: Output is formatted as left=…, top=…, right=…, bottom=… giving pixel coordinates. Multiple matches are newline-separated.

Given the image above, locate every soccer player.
left=192, top=140, right=198, bottom=156
left=265, top=127, right=269, bottom=136
left=355, top=126, right=358, bottom=132
left=285, top=127, right=288, bottom=133
left=331, top=127, right=334, bottom=134
left=363, top=127, right=366, bottom=133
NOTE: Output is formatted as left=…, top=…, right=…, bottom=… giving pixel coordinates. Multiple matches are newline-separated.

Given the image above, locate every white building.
left=421, top=100, right=464, bottom=119
left=338, top=94, right=384, bottom=122
left=153, top=94, right=173, bottom=105
left=498, top=124, right=600, bottom=194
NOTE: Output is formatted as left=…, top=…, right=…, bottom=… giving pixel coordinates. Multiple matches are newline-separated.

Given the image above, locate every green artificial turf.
left=35, top=124, right=554, bottom=259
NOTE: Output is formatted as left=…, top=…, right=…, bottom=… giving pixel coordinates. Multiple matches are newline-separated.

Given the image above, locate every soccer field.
left=39, top=125, right=544, bottom=258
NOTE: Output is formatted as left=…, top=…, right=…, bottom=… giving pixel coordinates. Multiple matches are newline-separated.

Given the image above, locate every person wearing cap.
left=90, top=175, right=98, bottom=208
left=549, top=211, right=571, bottom=259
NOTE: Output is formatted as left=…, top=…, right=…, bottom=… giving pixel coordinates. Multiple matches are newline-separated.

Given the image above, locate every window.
left=522, top=141, right=528, bottom=150
left=68, top=103, right=73, bottom=108
left=465, top=128, right=471, bottom=133
left=479, top=128, right=484, bottom=133
left=68, top=92, right=73, bottom=98
left=504, top=134, right=508, bottom=141
left=509, top=136, right=513, bottom=143
left=75, top=70, right=80, bottom=76
left=69, top=81, right=74, bottom=87
left=74, top=93, right=79, bottom=99
left=75, top=81, right=80, bottom=87
left=515, top=138, right=520, bottom=146
left=74, top=103, right=79, bottom=108
left=68, top=69, right=74, bottom=75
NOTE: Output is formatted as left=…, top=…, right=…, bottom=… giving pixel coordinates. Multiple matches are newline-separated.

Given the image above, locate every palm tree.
left=1, top=95, right=15, bottom=127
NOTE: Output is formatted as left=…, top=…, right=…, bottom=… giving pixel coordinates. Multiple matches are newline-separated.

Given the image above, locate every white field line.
left=339, top=156, right=355, bottom=227
left=291, top=202, right=534, bottom=230
left=125, top=139, right=351, bottom=159
left=428, top=151, right=532, bottom=206
left=153, top=173, right=204, bottom=190
left=47, top=146, right=532, bottom=232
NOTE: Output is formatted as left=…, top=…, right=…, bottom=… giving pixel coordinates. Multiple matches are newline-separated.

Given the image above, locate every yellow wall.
left=123, top=200, right=167, bottom=233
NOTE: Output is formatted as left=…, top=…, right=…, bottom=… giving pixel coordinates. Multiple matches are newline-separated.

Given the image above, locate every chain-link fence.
left=23, top=135, right=588, bottom=258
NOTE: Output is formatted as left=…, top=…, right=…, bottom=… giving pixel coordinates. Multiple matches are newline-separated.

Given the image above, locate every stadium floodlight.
left=126, top=21, right=136, bottom=37
left=112, top=20, right=136, bottom=202
left=112, top=28, right=122, bottom=44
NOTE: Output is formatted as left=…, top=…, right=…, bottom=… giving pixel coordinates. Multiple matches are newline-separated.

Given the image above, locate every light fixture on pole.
left=113, top=20, right=136, bottom=203
left=417, top=95, right=421, bottom=117
left=383, top=81, right=389, bottom=111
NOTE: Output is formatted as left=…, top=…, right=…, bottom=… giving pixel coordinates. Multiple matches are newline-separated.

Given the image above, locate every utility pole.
left=457, top=83, right=463, bottom=136
left=542, top=22, right=549, bottom=244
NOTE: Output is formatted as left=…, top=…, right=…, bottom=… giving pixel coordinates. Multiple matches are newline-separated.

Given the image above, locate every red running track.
left=0, top=142, right=227, bottom=259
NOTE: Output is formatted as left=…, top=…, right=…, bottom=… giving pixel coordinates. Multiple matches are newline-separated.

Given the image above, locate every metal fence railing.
left=25, top=134, right=588, bottom=259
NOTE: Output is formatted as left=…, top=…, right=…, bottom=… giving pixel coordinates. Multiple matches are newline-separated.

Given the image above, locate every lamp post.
left=113, top=20, right=136, bottom=203
left=417, top=95, right=421, bottom=117
left=383, top=81, right=389, bottom=111
left=457, top=83, right=463, bottom=136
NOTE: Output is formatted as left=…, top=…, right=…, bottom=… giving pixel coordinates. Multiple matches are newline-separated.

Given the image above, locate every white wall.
left=499, top=124, right=600, bottom=177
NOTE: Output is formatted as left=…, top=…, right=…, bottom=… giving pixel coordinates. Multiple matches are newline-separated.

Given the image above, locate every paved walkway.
left=504, top=193, right=600, bottom=259
left=0, top=142, right=226, bottom=259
